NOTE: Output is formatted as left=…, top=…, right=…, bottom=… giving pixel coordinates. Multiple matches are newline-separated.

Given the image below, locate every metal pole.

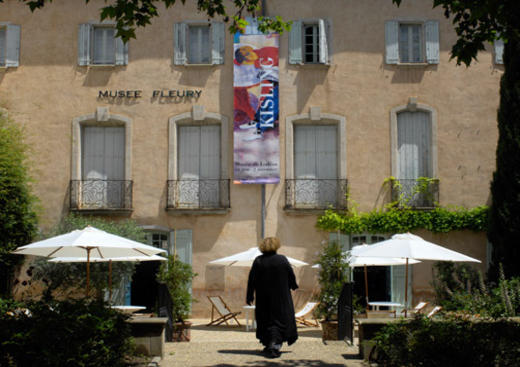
left=261, top=184, right=265, bottom=239
left=86, top=248, right=91, bottom=298
left=404, top=258, right=409, bottom=317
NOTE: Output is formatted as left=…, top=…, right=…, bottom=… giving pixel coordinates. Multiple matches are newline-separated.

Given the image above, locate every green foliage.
left=432, top=263, right=520, bottom=318
left=0, top=111, right=38, bottom=297
left=30, top=214, right=146, bottom=300
left=0, top=298, right=133, bottom=367
left=372, top=316, right=520, bottom=367
left=157, top=255, right=197, bottom=323
left=315, top=241, right=349, bottom=321
left=488, top=36, right=520, bottom=280
left=6, top=0, right=292, bottom=41
left=317, top=205, right=488, bottom=234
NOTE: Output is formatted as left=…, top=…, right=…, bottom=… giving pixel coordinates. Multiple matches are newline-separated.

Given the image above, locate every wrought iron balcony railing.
left=285, top=179, right=348, bottom=210
left=390, top=178, right=439, bottom=209
left=167, top=179, right=230, bottom=210
left=70, top=180, right=133, bottom=211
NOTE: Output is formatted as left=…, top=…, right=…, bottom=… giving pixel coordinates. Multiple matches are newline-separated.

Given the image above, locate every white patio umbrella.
left=348, top=245, right=421, bottom=311
left=311, top=245, right=421, bottom=310
left=209, top=247, right=308, bottom=267
left=352, top=233, right=481, bottom=316
left=49, top=255, right=167, bottom=301
left=12, top=226, right=167, bottom=296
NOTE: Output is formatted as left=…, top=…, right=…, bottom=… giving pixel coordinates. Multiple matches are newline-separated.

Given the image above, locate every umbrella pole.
left=404, top=258, right=409, bottom=317
left=364, top=264, right=369, bottom=311
left=108, top=260, right=112, bottom=303
left=86, top=248, right=91, bottom=298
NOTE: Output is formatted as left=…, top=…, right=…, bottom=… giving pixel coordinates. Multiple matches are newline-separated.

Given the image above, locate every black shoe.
left=265, top=348, right=281, bottom=359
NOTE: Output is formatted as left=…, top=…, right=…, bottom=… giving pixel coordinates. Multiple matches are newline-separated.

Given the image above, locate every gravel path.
left=161, top=319, right=364, bottom=367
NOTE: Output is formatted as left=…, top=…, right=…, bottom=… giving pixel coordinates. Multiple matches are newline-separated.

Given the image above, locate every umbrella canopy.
left=352, top=233, right=480, bottom=316
left=209, top=247, right=308, bottom=267
left=351, top=233, right=481, bottom=263
left=13, top=226, right=166, bottom=296
left=13, top=226, right=166, bottom=259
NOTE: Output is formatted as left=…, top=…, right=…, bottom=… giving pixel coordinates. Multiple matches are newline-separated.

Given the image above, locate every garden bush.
left=0, top=298, right=133, bottom=367
left=372, top=315, right=520, bottom=367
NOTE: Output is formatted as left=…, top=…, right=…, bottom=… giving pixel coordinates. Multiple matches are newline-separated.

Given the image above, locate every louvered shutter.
left=288, top=20, right=303, bottom=64
left=5, top=24, right=20, bottom=67
left=318, top=19, right=329, bottom=64
left=425, top=20, right=440, bottom=64
left=385, top=20, right=399, bottom=64
left=174, top=22, right=187, bottom=65
left=211, top=22, right=225, bottom=64
left=494, top=39, right=504, bottom=65
left=175, top=229, right=193, bottom=265
left=115, top=34, right=128, bottom=65
left=78, top=23, right=91, bottom=65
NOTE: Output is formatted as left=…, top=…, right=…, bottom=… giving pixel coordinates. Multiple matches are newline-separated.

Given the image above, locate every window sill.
left=70, top=208, right=133, bottom=216
left=83, top=64, right=126, bottom=68
left=395, top=62, right=430, bottom=67
left=291, top=62, right=331, bottom=68
left=283, top=207, right=330, bottom=215
left=178, top=63, right=219, bottom=67
left=166, top=207, right=230, bottom=215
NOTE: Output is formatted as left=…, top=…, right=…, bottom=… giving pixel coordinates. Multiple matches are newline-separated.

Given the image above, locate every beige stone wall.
left=2, top=0, right=499, bottom=316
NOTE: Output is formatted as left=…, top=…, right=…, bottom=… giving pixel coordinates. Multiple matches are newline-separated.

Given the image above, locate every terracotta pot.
left=172, top=321, right=192, bottom=342
left=320, top=320, right=339, bottom=341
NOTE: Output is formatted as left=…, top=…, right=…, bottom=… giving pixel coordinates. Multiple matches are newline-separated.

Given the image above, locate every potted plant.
left=315, top=240, right=350, bottom=340
left=157, top=254, right=197, bottom=342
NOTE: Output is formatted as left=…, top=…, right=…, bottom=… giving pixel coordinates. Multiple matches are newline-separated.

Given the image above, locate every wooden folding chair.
left=207, top=296, right=241, bottom=326
left=427, top=306, right=443, bottom=318
left=295, top=301, right=319, bottom=327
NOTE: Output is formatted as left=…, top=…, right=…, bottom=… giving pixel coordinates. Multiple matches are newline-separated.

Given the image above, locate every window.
left=177, top=124, right=221, bottom=208
left=81, top=126, right=126, bottom=209
left=174, top=22, right=225, bottom=65
left=285, top=110, right=347, bottom=210
left=0, top=23, right=20, bottom=67
left=391, top=101, right=438, bottom=208
left=385, top=20, right=439, bottom=64
left=494, top=39, right=504, bottom=65
left=288, top=19, right=331, bottom=65
left=168, top=109, right=230, bottom=211
left=78, top=23, right=128, bottom=66
left=71, top=110, right=133, bottom=212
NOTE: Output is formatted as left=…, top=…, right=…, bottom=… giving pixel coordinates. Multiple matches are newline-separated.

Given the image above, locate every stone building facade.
left=1, top=0, right=500, bottom=316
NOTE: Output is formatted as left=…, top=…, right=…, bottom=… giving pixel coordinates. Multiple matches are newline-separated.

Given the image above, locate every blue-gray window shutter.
left=318, top=19, right=329, bottom=64
left=385, top=20, right=399, bottom=64
left=494, top=39, right=504, bottom=64
left=5, top=24, right=21, bottom=67
left=245, top=17, right=260, bottom=35
left=175, top=229, right=192, bottom=265
left=288, top=20, right=302, bottom=64
left=211, top=22, right=225, bottom=64
left=425, top=20, right=440, bottom=64
left=78, top=23, right=91, bottom=66
left=174, top=22, right=187, bottom=65
left=115, top=34, right=128, bottom=65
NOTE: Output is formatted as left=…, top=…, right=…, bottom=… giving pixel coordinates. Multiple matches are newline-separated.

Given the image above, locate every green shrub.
left=372, top=316, right=520, bottom=367
left=315, top=241, right=349, bottom=321
left=0, top=298, right=133, bottom=367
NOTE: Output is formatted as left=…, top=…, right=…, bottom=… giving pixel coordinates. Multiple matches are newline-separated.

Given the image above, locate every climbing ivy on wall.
left=317, top=206, right=488, bottom=234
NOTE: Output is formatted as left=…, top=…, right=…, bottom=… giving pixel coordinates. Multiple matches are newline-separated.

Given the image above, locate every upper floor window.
left=289, top=19, right=331, bottom=65
left=391, top=101, right=438, bottom=208
left=494, top=39, right=504, bottom=65
left=71, top=110, right=133, bottom=213
left=174, top=22, right=225, bottom=65
left=385, top=20, right=439, bottom=65
left=0, top=23, right=20, bottom=68
left=78, top=23, right=128, bottom=66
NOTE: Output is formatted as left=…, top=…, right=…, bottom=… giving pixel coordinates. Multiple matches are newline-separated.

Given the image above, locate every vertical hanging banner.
left=233, top=23, right=280, bottom=184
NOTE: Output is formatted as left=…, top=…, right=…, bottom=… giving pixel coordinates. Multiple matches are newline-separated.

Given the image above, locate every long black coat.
left=246, top=252, right=298, bottom=346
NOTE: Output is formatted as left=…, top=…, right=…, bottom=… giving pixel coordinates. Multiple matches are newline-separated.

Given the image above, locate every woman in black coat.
left=246, top=237, right=298, bottom=358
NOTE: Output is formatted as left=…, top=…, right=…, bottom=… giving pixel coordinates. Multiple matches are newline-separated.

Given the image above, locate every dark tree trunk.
left=488, top=36, right=520, bottom=280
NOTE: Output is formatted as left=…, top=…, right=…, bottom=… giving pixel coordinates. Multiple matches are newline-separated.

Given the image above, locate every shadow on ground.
left=212, top=361, right=346, bottom=367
